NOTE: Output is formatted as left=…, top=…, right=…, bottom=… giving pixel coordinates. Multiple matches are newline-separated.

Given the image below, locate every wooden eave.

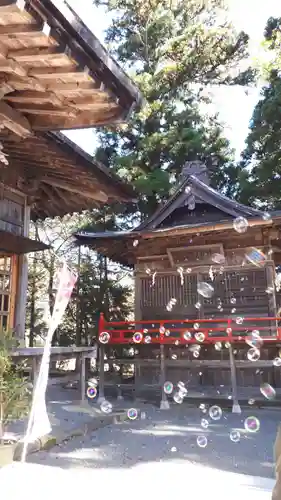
left=0, top=0, right=143, bottom=133
left=75, top=215, right=281, bottom=267
left=0, top=129, right=136, bottom=219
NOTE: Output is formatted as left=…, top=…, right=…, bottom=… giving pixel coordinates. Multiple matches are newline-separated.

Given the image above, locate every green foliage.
left=0, top=330, right=31, bottom=440
left=240, top=17, right=281, bottom=209
left=93, top=0, right=252, bottom=217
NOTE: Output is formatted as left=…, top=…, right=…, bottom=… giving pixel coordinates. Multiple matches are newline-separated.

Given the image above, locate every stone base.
left=232, top=402, right=242, bottom=414
left=160, top=399, right=170, bottom=410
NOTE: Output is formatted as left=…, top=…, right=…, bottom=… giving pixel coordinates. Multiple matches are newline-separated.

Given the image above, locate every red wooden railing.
left=98, top=313, right=281, bottom=345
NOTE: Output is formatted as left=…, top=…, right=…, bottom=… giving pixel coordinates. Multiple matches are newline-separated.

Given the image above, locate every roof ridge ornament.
left=181, top=160, right=210, bottom=186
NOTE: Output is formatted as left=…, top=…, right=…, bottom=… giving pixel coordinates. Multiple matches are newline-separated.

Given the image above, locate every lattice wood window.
left=167, top=244, right=224, bottom=267
left=0, top=255, right=17, bottom=330
left=140, top=274, right=197, bottom=308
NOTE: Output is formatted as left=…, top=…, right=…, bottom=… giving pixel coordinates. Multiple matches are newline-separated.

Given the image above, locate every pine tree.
left=94, top=0, right=253, bottom=216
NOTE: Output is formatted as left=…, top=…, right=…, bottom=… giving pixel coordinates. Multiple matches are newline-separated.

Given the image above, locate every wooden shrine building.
left=75, top=161, right=281, bottom=394
left=0, top=0, right=142, bottom=342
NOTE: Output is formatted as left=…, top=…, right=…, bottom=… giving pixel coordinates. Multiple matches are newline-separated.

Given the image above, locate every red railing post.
left=98, top=313, right=105, bottom=336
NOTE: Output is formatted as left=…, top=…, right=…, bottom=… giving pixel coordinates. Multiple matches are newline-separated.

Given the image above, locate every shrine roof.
left=74, top=170, right=281, bottom=266
left=1, top=130, right=137, bottom=219
left=0, top=0, right=143, bottom=135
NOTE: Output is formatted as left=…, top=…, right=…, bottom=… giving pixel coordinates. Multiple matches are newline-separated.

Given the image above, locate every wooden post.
left=229, top=343, right=241, bottom=414
left=160, top=343, right=170, bottom=410
left=31, top=356, right=40, bottom=386
left=15, top=205, right=30, bottom=344
left=98, top=344, right=105, bottom=403
left=80, top=353, right=86, bottom=404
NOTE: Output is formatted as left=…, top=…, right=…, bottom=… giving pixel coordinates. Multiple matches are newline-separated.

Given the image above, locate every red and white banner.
left=21, top=262, right=77, bottom=460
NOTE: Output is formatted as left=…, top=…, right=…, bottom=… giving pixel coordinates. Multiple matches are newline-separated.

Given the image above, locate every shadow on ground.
left=28, top=403, right=276, bottom=479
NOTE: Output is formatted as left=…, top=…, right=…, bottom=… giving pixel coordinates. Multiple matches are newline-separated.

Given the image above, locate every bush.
left=0, top=330, right=31, bottom=444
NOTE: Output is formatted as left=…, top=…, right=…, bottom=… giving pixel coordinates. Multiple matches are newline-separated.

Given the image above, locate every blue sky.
left=65, top=0, right=281, bottom=160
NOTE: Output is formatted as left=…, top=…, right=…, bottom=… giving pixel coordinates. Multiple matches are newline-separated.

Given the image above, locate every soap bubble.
left=163, top=381, right=174, bottom=394
left=183, top=330, right=192, bottom=340
left=99, top=331, right=110, bottom=344
left=195, top=301, right=201, bottom=309
left=230, top=429, right=241, bottom=443
left=199, top=403, right=208, bottom=413
left=133, top=332, right=143, bottom=343
left=247, top=347, right=260, bottom=362
left=197, top=282, right=214, bottom=298
left=230, top=297, right=236, bottom=305
left=245, top=248, right=266, bottom=267
left=246, top=330, right=263, bottom=349
left=194, top=331, right=205, bottom=343
left=209, top=405, right=222, bottom=421
left=211, top=253, right=225, bottom=264
left=201, top=418, right=209, bottom=429
left=88, top=378, right=98, bottom=387
left=273, top=357, right=281, bottom=367
left=133, top=239, right=139, bottom=247
left=127, top=408, right=138, bottom=420
left=87, top=386, right=97, bottom=399
left=197, top=435, right=208, bottom=448
left=214, top=342, right=222, bottom=351
left=248, top=398, right=255, bottom=405
left=233, top=216, right=248, bottom=233
left=159, top=326, right=166, bottom=334
left=173, top=392, right=184, bottom=404
left=100, top=400, right=113, bottom=414
left=235, top=317, right=244, bottom=325
left=144, top=335, right=152, bottom=343
left=244, top=416, right=260, bottom=433
left=193, top=322, right=200, bottom=330
left=260, top=382, right=276, bottom=400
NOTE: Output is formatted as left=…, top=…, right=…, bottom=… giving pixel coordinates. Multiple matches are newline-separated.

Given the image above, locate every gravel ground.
left=0, top=402, right=278, bottom=500
left=28, top=402, right=278, bottom=478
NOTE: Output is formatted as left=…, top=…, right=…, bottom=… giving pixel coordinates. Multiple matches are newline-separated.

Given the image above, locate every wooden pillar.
left=31, top=356, right=40, bottom=386
left=98, top=344, right=105, bottom=403
left=134, top=272, right=142, bottom=321
left=229, top=344, right=241, bottom=414
left=80, top=353, right=86, bottom=404
left=15, top=205, right=30, bottom=345
left=160, top=344, right=170, bottom=409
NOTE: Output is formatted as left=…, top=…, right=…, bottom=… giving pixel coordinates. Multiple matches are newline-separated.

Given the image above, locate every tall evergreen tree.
left=94, top=0, right=253, bottom=217
left=240, top=17, right=281, bottom=209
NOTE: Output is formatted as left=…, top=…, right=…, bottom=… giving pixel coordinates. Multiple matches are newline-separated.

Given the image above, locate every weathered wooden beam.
left=28, top=65, right=79, bottom=79
left=0, top=59, right=26, bottom=77
left=15, top=104, right=77, bottom=117
left=7, top=76, right=45, bottom=91
left=46, top=81, right=100, bottom=94
left=0, top=100, right=31, bottom=137
left=5, top=90, right=62, bottom=106
left=42, top=178, right=108, bottom=202
left=41, top=184, right=63, bottom=212
left=0, top=22, right=42, bottom=36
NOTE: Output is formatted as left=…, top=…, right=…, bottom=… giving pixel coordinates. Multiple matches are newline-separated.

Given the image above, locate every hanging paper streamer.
left=21, top=261, right=77, bottom=461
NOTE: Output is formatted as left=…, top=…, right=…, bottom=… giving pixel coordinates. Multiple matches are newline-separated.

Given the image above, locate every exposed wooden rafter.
left=0, top=100, right=31, bottom=137
left=42, top=178, right=109, bottom=203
